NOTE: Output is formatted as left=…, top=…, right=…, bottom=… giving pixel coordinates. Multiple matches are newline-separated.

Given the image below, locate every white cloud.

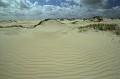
left=0, top=0, right=120, bottom=20
left=46, top=0, right=51, bottom=3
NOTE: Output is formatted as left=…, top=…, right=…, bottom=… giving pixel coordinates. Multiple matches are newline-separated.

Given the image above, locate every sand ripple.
left=0, top=28, right=120, bottom=79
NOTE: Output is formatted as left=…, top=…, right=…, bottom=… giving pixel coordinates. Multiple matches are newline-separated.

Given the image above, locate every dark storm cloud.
left=81, top=0, right=102, bottom=5
left=0, top=0, right=9, bottom=7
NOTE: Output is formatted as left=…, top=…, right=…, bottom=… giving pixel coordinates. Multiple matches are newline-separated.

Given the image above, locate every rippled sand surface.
left=0, top=20, right=120, bottom=79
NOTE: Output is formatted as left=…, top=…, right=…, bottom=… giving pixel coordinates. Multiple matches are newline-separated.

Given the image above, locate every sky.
left=0, top=0, right=120, bottom=20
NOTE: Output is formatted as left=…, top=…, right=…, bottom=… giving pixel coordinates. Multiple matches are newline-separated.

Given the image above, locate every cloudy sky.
left=0, top=0, right=120, bottom=20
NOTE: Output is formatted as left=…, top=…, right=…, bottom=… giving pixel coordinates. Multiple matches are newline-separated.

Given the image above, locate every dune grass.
left=78, top=23, right=120, bottom=35
left=0, top=25, right=35, bottom=29
left=0, top=25, right=23, bottom=28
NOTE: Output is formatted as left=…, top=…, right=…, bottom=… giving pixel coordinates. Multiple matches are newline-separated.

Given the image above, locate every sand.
left=0, top=19, right=120, bottom=79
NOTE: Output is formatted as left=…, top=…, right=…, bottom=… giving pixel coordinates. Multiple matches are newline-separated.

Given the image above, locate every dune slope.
left=0, top=19, right=120, bottom=79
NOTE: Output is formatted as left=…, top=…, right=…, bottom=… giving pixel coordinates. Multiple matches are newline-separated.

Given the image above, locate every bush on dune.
left=0, top=25, right=23, bottom=28
left=78, top=23, right=120, bottom=35
left=89, top=16, right=103, bottom=22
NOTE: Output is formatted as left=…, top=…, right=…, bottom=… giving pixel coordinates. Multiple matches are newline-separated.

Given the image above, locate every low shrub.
left=78, top=23, right=120, bottom=35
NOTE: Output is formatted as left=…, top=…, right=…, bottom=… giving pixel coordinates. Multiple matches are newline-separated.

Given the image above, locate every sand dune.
left=0, top=19, right=120, bottom=79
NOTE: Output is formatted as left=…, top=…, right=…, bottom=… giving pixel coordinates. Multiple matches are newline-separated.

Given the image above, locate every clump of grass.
left=0, top=25, right=23, bottom=28
left=83, top=19, right=87, bottom=21
left=88, top=16, right=103, bottom=22
left=71, top=21, right=79, bottom=24
left=34, top=19, right=51, bottom=27
left=91, top=24, right=118, bottom=31
left=78, top=23, right=120, bottom=35
left=115, top=30, right=120, bottom=35
left=78, top=27, right=89, bottom=32
left=66, top=18, right=76, bottom=21
left=0, top=26, right=4, bottom=28
left=59, top=18, right=64, bottom=21
left=44, top=19, right=51, bottom=21
left=34, top=18, right=64, bottom=27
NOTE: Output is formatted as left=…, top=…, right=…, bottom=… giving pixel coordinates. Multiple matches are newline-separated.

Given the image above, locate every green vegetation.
left=71, top=21, right=79, bottom=24
left=83, top=19, right=87, bottom=21
left=0, top=20, right=17, bottom=23
left=78, top=23, right=120, bottom=35
left=0, top=25, right=34, bottom=29
left=89, top=16, right=103, bottom=22
left=59, top=18, right=64, bottom=21
left=0, top=25, right=23, bottom=28
left=34, top=19, right=64, bottom=27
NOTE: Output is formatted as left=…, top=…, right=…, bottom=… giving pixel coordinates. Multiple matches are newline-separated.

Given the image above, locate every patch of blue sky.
left=108, top=0, right=120, bottom=7
left=29, top=0, right=79, bottom=6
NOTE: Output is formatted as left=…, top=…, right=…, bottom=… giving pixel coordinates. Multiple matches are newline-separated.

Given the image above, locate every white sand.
left=0, top=19, right=120, bottom=79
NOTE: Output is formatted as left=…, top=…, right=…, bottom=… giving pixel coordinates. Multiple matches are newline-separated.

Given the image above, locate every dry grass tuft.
left=78, top=23, right=120, bottom=35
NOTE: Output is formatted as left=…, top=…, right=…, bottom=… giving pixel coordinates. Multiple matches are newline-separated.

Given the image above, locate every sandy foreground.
left=0, top=19, right=120, bottom=79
